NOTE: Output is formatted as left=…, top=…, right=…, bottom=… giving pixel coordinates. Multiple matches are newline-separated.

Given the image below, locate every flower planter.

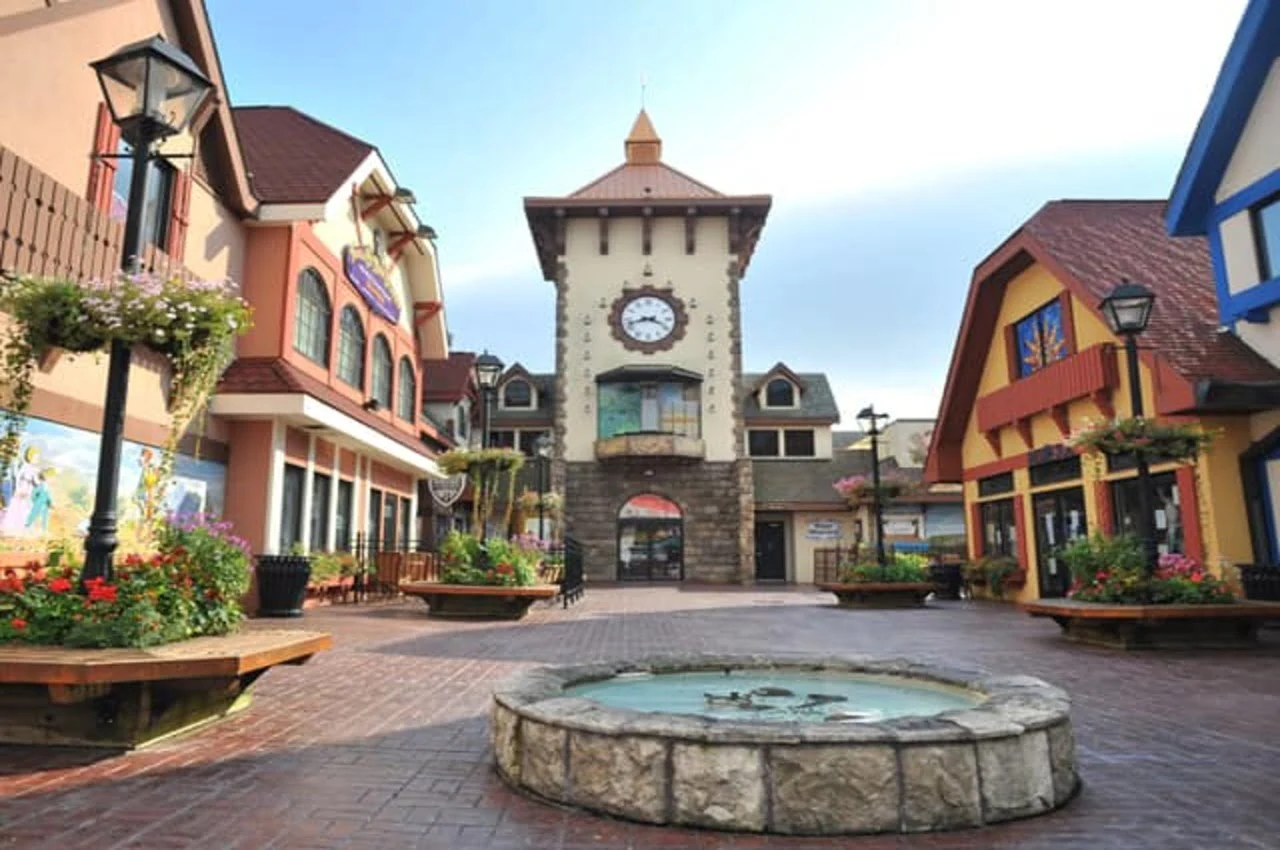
left=399, top=581, right=558, bottom=620
left=929, top=562, right=964, bottom=600
left=255, top=554, right=312, bottom=617
left=816, top=582, right=934, bottom=609
left=1020, top=599, right=1280, bottom=649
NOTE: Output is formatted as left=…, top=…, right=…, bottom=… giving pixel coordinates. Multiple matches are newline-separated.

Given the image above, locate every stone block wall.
left=565, top=459, right=750, bottom=582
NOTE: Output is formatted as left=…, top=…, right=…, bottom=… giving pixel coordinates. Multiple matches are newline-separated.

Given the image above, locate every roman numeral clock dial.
left=608, top=287, right=689, bottom=353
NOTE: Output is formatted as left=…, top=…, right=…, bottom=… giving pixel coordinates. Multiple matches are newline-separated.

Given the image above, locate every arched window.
left=293, top=268, right=331, bottom=366
left=396, top=356, right=416, bottom=421
left=765, top=378, right=795, bottom=408
left=337, top=307, right=365, bottom=389
left=371, top=335, right=393, bottom=410
left=617, top=493, right=684, bottom=581
left=502, top=379, right=532, bottom=408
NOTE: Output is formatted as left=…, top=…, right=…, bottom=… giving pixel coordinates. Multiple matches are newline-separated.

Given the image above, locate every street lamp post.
left=83, top=36, right=212, bottom=582
left=473, top=350, right=504, bottom=449
left=1100, top=279, right=1158, bottom=578
left=857, top=405, right=891, bottom=567
left=535, top=432, right=553, bottom=541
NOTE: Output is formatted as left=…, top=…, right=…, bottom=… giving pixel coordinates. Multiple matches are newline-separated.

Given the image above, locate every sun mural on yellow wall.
left=1016, top=300, right=1068, bottom=378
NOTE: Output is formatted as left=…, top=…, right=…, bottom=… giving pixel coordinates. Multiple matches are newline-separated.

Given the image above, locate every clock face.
left=619, top=295, right=677, bottom=343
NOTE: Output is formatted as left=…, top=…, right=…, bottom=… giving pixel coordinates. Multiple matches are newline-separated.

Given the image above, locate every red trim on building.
left=1176, top=466, right=1205, bottom=563
left=86, top=102, right=120, bottom=213
left=168, top=170, right=192, bottom=262
left=969, top=500, right=984, bottom=560
left=976, top=344, right=1119, bottom=434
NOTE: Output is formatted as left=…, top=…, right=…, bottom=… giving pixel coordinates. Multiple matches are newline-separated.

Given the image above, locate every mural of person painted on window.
left=0, top=445, right=43, bottom=536
left=1016, top=300, right=1069, bottom=378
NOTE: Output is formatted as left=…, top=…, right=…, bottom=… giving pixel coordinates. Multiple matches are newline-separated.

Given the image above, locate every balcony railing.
left=976, top=343, right=1119, bottom=434
left=595, top=431, right=706, bottom=460
left=0, top=145, right=183, bottom=282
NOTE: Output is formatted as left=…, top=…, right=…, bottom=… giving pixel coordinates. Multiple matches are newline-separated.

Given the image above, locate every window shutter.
left=86, top=102, right=121, bottom=212
left=168, top=169, right=192, bottom=261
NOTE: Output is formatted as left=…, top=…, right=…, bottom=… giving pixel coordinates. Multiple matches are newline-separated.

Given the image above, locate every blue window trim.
left=1260, top=445, right=1280, bottom=562
left=1208, top=167, right=1280, bottom=325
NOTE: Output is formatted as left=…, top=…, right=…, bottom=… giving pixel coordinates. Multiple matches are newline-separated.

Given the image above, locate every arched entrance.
left=617, top=493, right=684, bottom=580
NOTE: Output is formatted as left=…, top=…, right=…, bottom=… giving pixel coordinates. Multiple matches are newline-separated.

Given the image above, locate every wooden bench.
left=1020, top=598, right=1280, bottom=649
left=816, top=582, right=934, bottom=609
left=399, top=581, right=559, bottom=620
left=0, top=628, right=331, bottom=747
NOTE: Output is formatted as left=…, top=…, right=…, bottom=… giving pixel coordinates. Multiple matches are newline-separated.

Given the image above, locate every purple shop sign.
left=343, top=246, right=401, bottom=323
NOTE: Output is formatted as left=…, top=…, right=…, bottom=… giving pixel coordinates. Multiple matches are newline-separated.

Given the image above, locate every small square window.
left=748, top=429, right=780, bottom=457
left=783, top=429, right=815, bottom=457
left=1013, top=299, right=1070, bottom=378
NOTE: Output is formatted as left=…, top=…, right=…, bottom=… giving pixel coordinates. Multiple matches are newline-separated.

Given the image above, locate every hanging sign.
left=428, top=474, right=467, bottom=509
left=343, top=245, right=401, bottom=323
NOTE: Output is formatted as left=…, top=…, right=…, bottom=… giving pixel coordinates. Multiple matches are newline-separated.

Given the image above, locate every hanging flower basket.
left=832, top=473, right=909, bottom=503
left=0, top=272, right=252, bottom=482
left=1068, top=417, right=1214, bottom=463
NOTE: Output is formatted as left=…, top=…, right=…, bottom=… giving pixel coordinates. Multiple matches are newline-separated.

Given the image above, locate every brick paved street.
left=1, top=587, right=1279, bottom=849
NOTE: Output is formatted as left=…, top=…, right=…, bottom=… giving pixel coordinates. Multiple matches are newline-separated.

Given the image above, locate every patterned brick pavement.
left=1, top=586, right=1279, bottom=849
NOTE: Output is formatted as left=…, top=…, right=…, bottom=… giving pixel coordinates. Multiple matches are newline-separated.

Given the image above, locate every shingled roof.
left=741, top=372, right=840, bottom=423
left=422, top=351, right=476, bottom=403
left=232, top=106, right=374, bottom=204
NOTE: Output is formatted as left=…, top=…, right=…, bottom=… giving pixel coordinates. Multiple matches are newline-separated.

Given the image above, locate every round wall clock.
left=608, top=285, right=689, bottom=353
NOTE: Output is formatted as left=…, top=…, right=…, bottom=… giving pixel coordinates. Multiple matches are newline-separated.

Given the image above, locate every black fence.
left=561, top=536, right=585, bottom=608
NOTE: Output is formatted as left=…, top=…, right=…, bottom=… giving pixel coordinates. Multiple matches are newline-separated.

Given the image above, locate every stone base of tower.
left=564, top=460, right=754, bottom=583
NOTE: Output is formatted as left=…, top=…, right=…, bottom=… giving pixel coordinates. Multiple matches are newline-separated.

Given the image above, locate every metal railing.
left=560, top=536, right=585, bottom=607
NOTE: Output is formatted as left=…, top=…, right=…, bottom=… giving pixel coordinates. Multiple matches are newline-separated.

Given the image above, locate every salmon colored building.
left=926, top=201, right=1280, bottom=601
left=0, top=0, right=452, bottom=563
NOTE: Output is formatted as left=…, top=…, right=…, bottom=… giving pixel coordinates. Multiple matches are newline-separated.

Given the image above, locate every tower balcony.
left=595, top=432, right=706, bottom=461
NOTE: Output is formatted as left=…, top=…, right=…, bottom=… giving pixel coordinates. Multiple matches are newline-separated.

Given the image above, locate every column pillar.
left=263, top=421, right=286, bottom=555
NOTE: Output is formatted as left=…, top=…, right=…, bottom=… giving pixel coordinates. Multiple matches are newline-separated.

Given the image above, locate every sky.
left=207, top=0, right=1247, bottom=423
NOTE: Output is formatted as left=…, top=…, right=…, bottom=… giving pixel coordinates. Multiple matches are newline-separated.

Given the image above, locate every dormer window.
left=502, top=379, right=533, bottom=408
left=764, top=378, right=796, bottom=408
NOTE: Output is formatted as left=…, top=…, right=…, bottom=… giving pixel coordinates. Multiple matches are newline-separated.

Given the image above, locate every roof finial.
left=625, top=107, right=662, bottom=165
left=640, top=72, right=647, bottom=109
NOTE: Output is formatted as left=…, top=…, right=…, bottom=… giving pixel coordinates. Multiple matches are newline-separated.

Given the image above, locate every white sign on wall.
left=806, top=519, right=843, bottom=540
left=883, top=516, right=922, bottom=538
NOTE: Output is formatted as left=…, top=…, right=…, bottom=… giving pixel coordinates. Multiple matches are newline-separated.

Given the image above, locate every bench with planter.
left=0, top=629, right=331, bottom=748
left=399, top=581, right=559, bottom=619
left=1020, top=598, right=1280, bottom=649
left=816, top=581, right=935, bottom=608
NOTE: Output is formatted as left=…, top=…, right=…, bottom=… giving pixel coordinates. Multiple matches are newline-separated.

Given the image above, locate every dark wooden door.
left=754, top=521, right=787, bottom=581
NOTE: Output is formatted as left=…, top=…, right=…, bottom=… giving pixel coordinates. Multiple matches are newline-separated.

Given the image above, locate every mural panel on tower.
left=0, top=414, right=226, bottom=558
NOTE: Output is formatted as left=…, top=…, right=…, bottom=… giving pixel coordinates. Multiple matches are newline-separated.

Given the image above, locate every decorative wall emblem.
left=343, top=246, right=401, bottom=323
left=608, top=284, right=689, bottom=354
left=428, top=474, right=467, bottom=508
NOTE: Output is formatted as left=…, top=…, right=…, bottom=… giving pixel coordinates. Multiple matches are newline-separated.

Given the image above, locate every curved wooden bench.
left=400, top=581, right=559, bottom=620
left=1020, top=598, right=1280, bottom=649
left=0, top=629, right=331, bottom=748
left=816, top=582, right=934, bottom=609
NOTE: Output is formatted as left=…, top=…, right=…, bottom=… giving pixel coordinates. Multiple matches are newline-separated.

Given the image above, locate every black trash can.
left=255, top=554, right=312, bottom=617
left=930, top=561, right=964, bottom=600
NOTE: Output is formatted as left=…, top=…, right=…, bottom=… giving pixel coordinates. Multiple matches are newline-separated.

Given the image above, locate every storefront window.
left=294, top=269, right=331, bottom=366
left=369, top=487, right=383, bottom=547
left=396, top=357, right=416, bottom=421
left=980, top=498, right=1017, bottom=557
left=310, top=473, right=331, bottom=551
left=382, top=493, right=398, bottom=548
left=335, top=479, right=353, bottom=551
left=371, top=335, right=392, bottom=410
left=598, top=382, right=700, bottom=439
left=399, top=496, right=412, bottom=549
left=1111, top=472, right=1183, bottom=555
left=337, top=307, right=366, bottom=389
left=279, top=464, right=305, bottom=553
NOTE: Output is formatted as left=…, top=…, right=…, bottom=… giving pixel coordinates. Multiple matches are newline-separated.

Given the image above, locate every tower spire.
left=625, top=109, right=662, bottom=164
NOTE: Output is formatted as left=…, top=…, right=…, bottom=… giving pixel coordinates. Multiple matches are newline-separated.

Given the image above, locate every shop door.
left=1032, top=487, right=1087, bottom=599
left=754, top=521, right=787, bottom=581
left=617, top=521, right=684, bottom=580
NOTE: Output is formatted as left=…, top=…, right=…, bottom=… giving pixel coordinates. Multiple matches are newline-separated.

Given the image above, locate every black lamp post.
left=857, top=405, right=891, bottom=566
left=473, top=350, right=503, bottom=449
left=1100, top=279, right=1158, bottom=578
left=535, top=432, right=552, bottom=541
left=83, top=36, right=212, bottom=582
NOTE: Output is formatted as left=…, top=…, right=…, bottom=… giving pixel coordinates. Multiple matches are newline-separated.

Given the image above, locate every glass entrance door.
left=618, top=521, right=684, bottom=580
left=1032, top=487, right=1087, bottom=598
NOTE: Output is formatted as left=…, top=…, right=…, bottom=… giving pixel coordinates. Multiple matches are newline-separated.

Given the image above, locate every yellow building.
left=925, top=200, right=1280, bottom=601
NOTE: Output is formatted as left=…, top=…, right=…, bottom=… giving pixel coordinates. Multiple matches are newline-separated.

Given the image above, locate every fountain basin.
left=491, top=654, right=1077, bottom=835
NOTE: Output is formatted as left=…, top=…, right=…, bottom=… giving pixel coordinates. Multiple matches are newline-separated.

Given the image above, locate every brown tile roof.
left=231, top=106, right=374, bottom=204
left=422, top=351, right=476, bottom=402
left=217, top=358, right=444, bottom=458
left=567, top=162, right=724, bottom=201
left=1024, top=201, right=1279, bottom=385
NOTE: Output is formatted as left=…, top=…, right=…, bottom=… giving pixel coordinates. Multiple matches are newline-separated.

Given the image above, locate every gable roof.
left=750, top=362, right=808, bottom=394
left=231, top=106, right=375, bottom=204
left=741, top=372, right=840, bottom=423
left=926, top=199, right=1280, bottom=483
left=422, top=351, right=476, bottom=402
left=1166, top=0, right=1280, bottom=235
left=491, top=367, right=555, bottom=425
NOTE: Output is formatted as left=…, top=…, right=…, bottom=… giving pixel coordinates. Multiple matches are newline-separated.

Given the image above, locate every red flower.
left=31, top=568, right=47, bottom=582
left=87, top=582, right=118, bottom=603
left=1, top=575, right=23, bottom=594
left=10, top=617, right=27, bottom=631
left=48, top=577, right=73, bottom=594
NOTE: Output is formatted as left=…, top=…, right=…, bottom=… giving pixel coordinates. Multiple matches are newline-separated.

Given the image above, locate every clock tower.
left=524, top=111, right=771, bottom=582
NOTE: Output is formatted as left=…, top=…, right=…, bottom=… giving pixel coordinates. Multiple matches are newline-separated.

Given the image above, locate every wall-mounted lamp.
left=394, top=187, right=417, bottom=204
